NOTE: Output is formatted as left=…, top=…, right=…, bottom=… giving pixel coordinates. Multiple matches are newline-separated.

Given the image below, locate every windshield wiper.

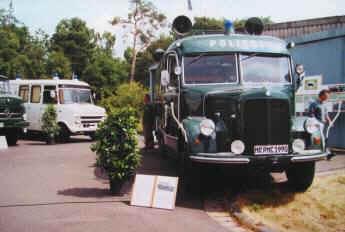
left=187, top=54, right=205, bottom=65
left=240, top=53, right=258, bottom=62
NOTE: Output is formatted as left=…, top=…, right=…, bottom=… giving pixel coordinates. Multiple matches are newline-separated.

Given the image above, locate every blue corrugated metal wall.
left=289, top=29, right=345, bottom=148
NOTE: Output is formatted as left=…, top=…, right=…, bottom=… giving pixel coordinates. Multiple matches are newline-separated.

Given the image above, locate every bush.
left=100, top=82, right=147, bottom=118
left=91, top=107, right=141, bottom=185
left=41, top=104, right=60, bottom=141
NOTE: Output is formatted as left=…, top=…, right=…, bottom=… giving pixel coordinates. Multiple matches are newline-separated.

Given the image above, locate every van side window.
left=30, top=85, right=41, bottom=103
left=19, top=85, right=29, bottom=102
left=43, top=86, right=57, bottom=104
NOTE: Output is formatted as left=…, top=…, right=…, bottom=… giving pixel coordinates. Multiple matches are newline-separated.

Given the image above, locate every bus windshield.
left=183, top=54, right=237, bottom=84
left=59, top=88, right=93, bottom=104
left=240, top=54, right=291, bottom=84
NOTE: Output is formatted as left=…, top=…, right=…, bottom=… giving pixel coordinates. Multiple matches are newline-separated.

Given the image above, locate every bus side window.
left=19, top=85, right=29, bottom=102
left=30, top=85, right=41, bottom=103
left=43, top=86, right=57, bottom=104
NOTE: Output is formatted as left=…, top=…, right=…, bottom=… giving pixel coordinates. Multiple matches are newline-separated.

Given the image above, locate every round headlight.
left=292, top=139, right=305, bottom=153
left=304, top=117, right=320, bottom=134
left=199, top=119, right=215, bottom=137
left=231, top=140, right=245, bottom=155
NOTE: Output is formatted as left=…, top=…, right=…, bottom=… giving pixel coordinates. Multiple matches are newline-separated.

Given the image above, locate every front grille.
left=80, top=116, right=103, bottom=124
left=0, top=113, right=22, bottom=119
left=243, top=99, right=290, bottom=154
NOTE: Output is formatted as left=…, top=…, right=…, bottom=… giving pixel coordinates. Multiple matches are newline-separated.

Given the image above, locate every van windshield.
left=240, top=54, right=291, bottom=84
left=183, top=54, right=237, bottom=84
left=0, top=80, right=11, bottom=94
left=59, top=88, right=92, bottom=104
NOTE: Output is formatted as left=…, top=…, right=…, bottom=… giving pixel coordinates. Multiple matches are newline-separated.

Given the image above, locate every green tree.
left=127, top=35, right=173, bottom=86
left=111, top=0, right=166, bottom=83
left=46, top=51, right=71, bottom=78
left=192, top=17, right=224, bottom=31
left=83, top=51, right=128, bottom=99
left=50, top=18, right=96, bottom=77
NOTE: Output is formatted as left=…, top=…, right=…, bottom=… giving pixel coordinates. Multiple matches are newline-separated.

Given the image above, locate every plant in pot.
left=91, top=107, right=141, bottom=195
left=41, top=104, right=60, bottom=145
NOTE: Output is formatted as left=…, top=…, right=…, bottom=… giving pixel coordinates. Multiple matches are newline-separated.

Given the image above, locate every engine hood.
left=62, top=104, right=106, bottom=116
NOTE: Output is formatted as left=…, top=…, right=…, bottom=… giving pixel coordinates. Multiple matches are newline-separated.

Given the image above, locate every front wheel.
left=286, top=162, right=315, bottom=192
left=58, top=124, right=70, bottom=143
left=88, top=132, right=96, bottom=141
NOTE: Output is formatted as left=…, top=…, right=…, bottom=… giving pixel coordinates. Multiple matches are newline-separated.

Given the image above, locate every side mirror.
left=153, top=49, right=165, bottom=62
left=161, top=70, right=170, bottom=87
left=50, top=90, right=56, bottom=98
left=174, top=66, right=182, bottom=76
left=295, top=64, right=305, bottom=90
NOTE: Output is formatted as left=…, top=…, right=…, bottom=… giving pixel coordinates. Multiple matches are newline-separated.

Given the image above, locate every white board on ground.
left=130, top=174, right=156, bottom=207
left=0, top=136, right=8, bottom=149
left=152, top=176, right=178, bottom=210
left=130, top=174, right=178, bottom=210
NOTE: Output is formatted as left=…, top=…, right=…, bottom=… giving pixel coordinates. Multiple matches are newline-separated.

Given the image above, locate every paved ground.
left=0, top=137, right=344, bottom=232
left=0, top=137, right=228, bottom=232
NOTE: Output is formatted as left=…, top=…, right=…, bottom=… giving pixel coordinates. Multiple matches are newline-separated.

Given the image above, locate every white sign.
left=0, top=136, right=8, bottom=149
left=131, top=174, right=178, bottom=210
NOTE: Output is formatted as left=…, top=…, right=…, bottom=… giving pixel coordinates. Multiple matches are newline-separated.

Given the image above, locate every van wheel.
left=6, top=129, right=19, bottom=146
left=89, top=132, right=96, bottom=141
left=286, top=162, right=315, bottom=192
left=58, top=124, right=70, bottom=143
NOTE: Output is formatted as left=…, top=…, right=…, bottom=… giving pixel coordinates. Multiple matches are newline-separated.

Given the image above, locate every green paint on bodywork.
left=168, top=34, right=289, bottom=55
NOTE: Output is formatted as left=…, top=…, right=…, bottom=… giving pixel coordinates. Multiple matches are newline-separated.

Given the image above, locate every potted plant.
left=41, top=104, right=60, bottom=145
left=91, top=107, right=141, bottom=194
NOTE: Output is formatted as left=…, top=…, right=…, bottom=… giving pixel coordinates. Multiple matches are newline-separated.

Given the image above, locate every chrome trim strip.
left=291, top=153, right=327, bottom=162
left=190, top=155, right=250, bottom=164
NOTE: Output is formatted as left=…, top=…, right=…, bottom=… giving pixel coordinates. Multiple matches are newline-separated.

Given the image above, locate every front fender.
left=182, top=117, right=217, bottom=153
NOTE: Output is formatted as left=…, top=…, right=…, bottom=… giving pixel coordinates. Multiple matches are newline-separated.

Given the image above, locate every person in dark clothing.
left=143, top=94, right=155, bottom=149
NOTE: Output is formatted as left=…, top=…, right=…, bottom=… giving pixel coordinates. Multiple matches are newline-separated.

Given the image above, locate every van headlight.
left=304, top=117, right=320, bottom=134
left=199, top=119, right=215, bottom=137
left=23, top=113, right=27, bottom=121
left=292, top=139, right=305, bottom=153
left=231, top=140, right=245, bottom=155
left=74, top=115, right=81, bottom=125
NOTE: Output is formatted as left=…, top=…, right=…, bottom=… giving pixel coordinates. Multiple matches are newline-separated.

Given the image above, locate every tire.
left=6, top=129, right=19, bottom=146
left=177, top=138, right=202, bottom=194
left=58, top=124, right=70, bottom=143
left=89, top=132, right=96, bottom=141
left=286, top=162, right=315, bottom=192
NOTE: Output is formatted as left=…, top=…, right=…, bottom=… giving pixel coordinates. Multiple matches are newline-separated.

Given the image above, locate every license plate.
left=254, top=144, right=289, bottom=155
left=0, top=122, right=3, bottom=128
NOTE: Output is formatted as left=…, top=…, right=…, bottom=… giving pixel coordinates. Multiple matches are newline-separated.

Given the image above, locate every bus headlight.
left=304, top=117, right=320, bottom=134
left=23, top=113, right=27, bottom=121
left=199, top=119, right=215, bottom=137
left=231, top=140, right=245, bottom=155
left=292, top=139, right=305, bottom=153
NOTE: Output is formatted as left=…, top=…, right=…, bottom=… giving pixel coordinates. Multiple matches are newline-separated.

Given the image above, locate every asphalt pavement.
left=0, top=137, right=228, bottom=232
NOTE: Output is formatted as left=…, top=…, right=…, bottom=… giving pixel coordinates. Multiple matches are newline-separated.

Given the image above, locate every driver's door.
left=162, top=53, right=180, bottom=153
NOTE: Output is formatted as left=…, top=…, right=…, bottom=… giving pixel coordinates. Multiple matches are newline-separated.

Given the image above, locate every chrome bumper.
left=189, top=150, right=328, bottom=164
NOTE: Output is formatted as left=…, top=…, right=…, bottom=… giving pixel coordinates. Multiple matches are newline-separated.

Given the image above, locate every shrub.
left=41, top=104, right=60, bottom=141
left=100, top=82, right=147, bottom=119
left=91, top=107, right=141, bottom=185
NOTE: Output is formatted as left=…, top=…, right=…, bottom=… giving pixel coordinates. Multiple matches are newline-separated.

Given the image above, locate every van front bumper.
left=189, top=150, right=328, bottom=164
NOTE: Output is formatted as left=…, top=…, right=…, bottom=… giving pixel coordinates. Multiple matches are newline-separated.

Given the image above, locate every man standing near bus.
left=308, top=89, right=331, bottom=124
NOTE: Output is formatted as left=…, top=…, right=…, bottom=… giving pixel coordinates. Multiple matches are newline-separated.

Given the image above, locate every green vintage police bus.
left=149, top=16, right=329, bottom=192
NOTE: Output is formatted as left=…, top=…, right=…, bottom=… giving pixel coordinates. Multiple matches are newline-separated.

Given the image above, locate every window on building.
left=30, top=85, right=41, bottom=103
left=43, top=85, right=57, bottom=104
left=19, top=85, right=29, bottom=102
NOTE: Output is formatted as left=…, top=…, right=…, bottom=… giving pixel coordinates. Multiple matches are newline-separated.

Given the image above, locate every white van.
left=10, top=79, right=106, bottom=141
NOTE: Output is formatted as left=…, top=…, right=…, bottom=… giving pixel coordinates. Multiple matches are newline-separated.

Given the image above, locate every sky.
left=1, top=0, right=344, bottom=57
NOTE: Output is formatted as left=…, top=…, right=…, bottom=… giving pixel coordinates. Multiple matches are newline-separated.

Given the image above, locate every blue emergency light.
left=224, top=19, right=234, bottom=35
